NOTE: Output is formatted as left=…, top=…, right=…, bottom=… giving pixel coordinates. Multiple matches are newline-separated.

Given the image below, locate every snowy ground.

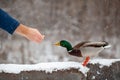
left=0, top=59, right=120, bottom=75
left=0, top=62, right=88, bottom=75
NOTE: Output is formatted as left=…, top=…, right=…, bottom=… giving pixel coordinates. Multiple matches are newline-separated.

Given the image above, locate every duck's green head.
left=54, top=40, right=73, bottom=51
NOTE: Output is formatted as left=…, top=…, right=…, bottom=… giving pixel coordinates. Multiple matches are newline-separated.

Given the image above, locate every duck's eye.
left=61, top=43, right=65, bottom=47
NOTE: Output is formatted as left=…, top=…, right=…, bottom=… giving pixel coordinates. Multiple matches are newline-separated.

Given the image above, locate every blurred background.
left=0, top=0, right=120, bottom=64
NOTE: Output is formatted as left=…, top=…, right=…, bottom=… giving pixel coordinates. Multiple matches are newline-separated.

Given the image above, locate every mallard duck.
left=54, top=40, right=111, bottom=66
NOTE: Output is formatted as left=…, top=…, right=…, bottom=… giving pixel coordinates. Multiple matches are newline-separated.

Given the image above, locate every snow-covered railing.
left=0, top=59, right=120, bottom=80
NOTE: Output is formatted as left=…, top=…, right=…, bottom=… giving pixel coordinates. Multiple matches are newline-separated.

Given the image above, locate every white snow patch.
left=92, top=76, right=95, bottom=79
left=89, top=59, right=120, bottom=68
left=97, top=71, right=100, bottom=74
left=0, top=62, right=89, bottom=75
left=99, top=65, right=104, bottom=68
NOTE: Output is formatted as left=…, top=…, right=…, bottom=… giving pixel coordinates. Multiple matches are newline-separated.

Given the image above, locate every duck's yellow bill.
left=54, top=42, right=60, bottom=46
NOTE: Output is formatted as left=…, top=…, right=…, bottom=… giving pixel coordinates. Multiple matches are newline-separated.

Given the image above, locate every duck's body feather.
left=71, top=41, right=110, bottom=57
left=68, top=49, right=82, bottom=57
left=80, top=47, right=104, bottom=57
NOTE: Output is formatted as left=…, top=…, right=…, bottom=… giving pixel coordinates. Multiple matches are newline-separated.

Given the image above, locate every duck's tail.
left=103, top=41, right=111, bottom=48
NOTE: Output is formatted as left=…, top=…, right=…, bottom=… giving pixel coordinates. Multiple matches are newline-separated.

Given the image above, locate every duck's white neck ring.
left=68, top=50, right=72, bottom=52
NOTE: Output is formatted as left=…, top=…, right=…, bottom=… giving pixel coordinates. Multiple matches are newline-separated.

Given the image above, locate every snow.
left=89, top=59, right=120, bottom=68
left=92, top=76, right=95, bottom=79
left=97, top=71, right=100, bottom=74
left=0, top=59, right=120, bottom=76
left=0, top=62, right=89, bottom=75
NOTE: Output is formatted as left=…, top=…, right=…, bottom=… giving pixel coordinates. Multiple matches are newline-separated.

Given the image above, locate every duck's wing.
left=73, top=41, right=90, bottom=49
left=73, top=41, right=110, bottom=48
left=82, top=41, right=109, bottom=48
left=73, top=41, right=110, bottom=57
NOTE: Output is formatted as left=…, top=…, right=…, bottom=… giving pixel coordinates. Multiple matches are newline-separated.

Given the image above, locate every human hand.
left=24, top=27, right=45, bottom=43
left=15, top=24, right=44, bottom=43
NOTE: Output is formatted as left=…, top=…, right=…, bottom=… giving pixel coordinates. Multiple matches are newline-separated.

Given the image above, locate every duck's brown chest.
left=68, top=49, right=82, bottom=57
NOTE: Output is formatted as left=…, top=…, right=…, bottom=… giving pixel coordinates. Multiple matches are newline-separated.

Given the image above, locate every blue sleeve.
left=0, top=9, right=20, bottom=34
